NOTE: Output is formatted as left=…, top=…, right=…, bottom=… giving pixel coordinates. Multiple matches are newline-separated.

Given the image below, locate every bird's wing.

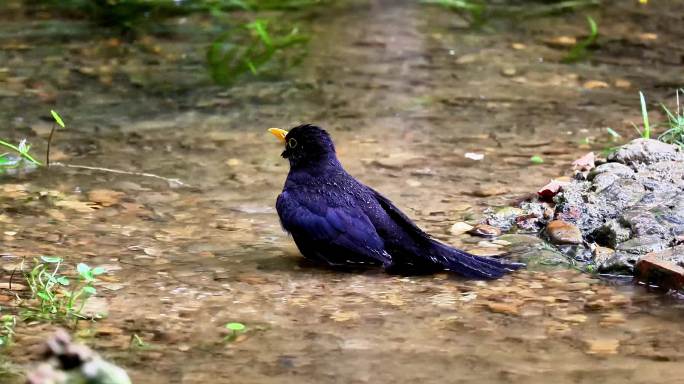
left=277, top=191, right=391, bottom=265
left=368, top=187, right=432, bottom=242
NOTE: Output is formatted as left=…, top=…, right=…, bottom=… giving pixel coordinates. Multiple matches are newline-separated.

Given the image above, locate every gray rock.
left=616, top=235, right=668, bottom=257
left=588, top=162, right=635, bottom=180
left=27, top=329, right=131, bottom=384
left=483, top=138, right=684, bottom=276
left=607, top=138, right=682, bottom=166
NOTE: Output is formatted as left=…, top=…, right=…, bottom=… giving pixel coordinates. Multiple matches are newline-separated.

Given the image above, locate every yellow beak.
left=268, top=128, right=288, bottom=143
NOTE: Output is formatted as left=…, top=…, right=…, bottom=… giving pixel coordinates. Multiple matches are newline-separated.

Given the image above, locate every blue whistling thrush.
left=268, top=124, right=522, bottom=279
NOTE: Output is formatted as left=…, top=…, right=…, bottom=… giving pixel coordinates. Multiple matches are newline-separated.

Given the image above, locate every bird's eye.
left=288, top=138, right=298, bottom=149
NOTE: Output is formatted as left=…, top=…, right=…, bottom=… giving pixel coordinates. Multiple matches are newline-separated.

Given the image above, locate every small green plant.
left=22, top=256, right=106, bottom=325
left=207, top=19, right=309, bottom=85
left=0, top=138, right=42, bottom=174
left=658, top=89, right=684, bottom=148
left=0, top=109, right=66, bottom=174
left=562, top=15, right=598, bottom=63
left=0, top=309, right=16, bottom=348
left=224, top=322, right=246, bottom=341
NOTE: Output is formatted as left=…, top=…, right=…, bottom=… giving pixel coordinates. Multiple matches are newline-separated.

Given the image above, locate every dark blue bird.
left=269, top=124, right=522, bottom=279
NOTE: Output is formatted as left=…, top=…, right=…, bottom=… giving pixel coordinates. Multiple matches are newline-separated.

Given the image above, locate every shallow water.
left=2, top=1, right=684, bottom=383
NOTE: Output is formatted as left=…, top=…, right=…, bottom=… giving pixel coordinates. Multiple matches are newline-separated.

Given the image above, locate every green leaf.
left=50, top=110, right=65, bottom=128
left=40, top=256, right=62, bottom=263
left=36, top=291, right=50, bottom=301
left=82, top=286, right=97, bottom=295
left=530, top=155, right=544, bottom=164
left=77, top=263, right=91, bottom=275
left=56, top=276, right=70, bottom=286
left=225, top=322, right=246, bottom=332
left=91, top=267, right=106, bottom=275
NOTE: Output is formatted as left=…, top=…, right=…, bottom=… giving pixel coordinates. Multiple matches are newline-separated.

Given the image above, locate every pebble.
left=557, top=314, right=587, bottom=323
left=583, top=80, right=610, bottom=89
left=468, top=224, right=501, bottom=238
left=501, top=67, right=517, bottom=77
left=585, top=339, right=620, bottom=355
left=545, top=220, right=583, bottom=245
left=449, top=222, right=473, bottom=236
left=592, top=246, right=615, bottom=265
left=477, top=241, right=502, bottom=249
left=486, top=302, right=520, bottom=316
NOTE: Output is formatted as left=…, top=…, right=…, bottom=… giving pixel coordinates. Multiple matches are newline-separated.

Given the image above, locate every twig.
left=50, top=162, right=188, bottom=187
left=46, top=122, right=56, bottom=168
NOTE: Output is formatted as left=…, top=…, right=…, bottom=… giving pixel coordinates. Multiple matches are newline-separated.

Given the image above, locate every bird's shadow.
left=256, top=253, right=445, bottom=277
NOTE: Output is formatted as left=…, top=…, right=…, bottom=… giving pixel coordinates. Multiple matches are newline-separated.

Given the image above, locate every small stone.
left=486, top=302, right=519, bottom=316
left=226, top=158, right=241, bottom=167
left=592, top=246, right=615, bottom=265
left=468, top=224, right=501, bottom=238
left=545, top=220, right=583, bottom=245
left=449, top=222, right=473, bottom=236
left=511, top=43, right=526, bottom=50
left=501, top=67, right=517, bottom=77
left=614, top=79, right=631, bottom=89
left=583, top=80, right=610, bottom=89
left=638, top=32, right=658, bottom=41
left=468, top=248, right=507, bottom=257
left=543, top=36, right=577, bottom=47
left=455, top=53, right=478, bottom=64
left=585, top=339, right=619, bottom=355
left=477, top=241, right=502, bottom=249
left=557, top=314, right=587, bottom=323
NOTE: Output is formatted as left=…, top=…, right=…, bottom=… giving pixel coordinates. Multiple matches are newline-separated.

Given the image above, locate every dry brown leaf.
left=55, top=200, right=99, bottom=213
left=88, top=189, right=125, bottom=207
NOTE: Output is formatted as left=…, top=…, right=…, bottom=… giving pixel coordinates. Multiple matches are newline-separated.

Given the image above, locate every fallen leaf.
left=88, top=189, right=125, bottom=207
left=55, top=200, right=99, bottom=213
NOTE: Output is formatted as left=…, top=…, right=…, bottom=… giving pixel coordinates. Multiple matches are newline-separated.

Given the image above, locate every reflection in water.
left=2, top=1, right=684, bottom=383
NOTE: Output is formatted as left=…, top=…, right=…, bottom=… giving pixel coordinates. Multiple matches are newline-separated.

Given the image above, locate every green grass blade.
left=50, top=110, right=65, bottom=128
left=639, top=91, right=650, bottom=139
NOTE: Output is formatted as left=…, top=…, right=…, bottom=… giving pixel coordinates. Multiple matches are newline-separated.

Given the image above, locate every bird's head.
left=268, top=124, right=337, bottom=169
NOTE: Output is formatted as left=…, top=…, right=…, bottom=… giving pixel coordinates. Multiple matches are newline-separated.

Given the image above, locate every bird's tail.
left=430, top=240, right=523, bottom=279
